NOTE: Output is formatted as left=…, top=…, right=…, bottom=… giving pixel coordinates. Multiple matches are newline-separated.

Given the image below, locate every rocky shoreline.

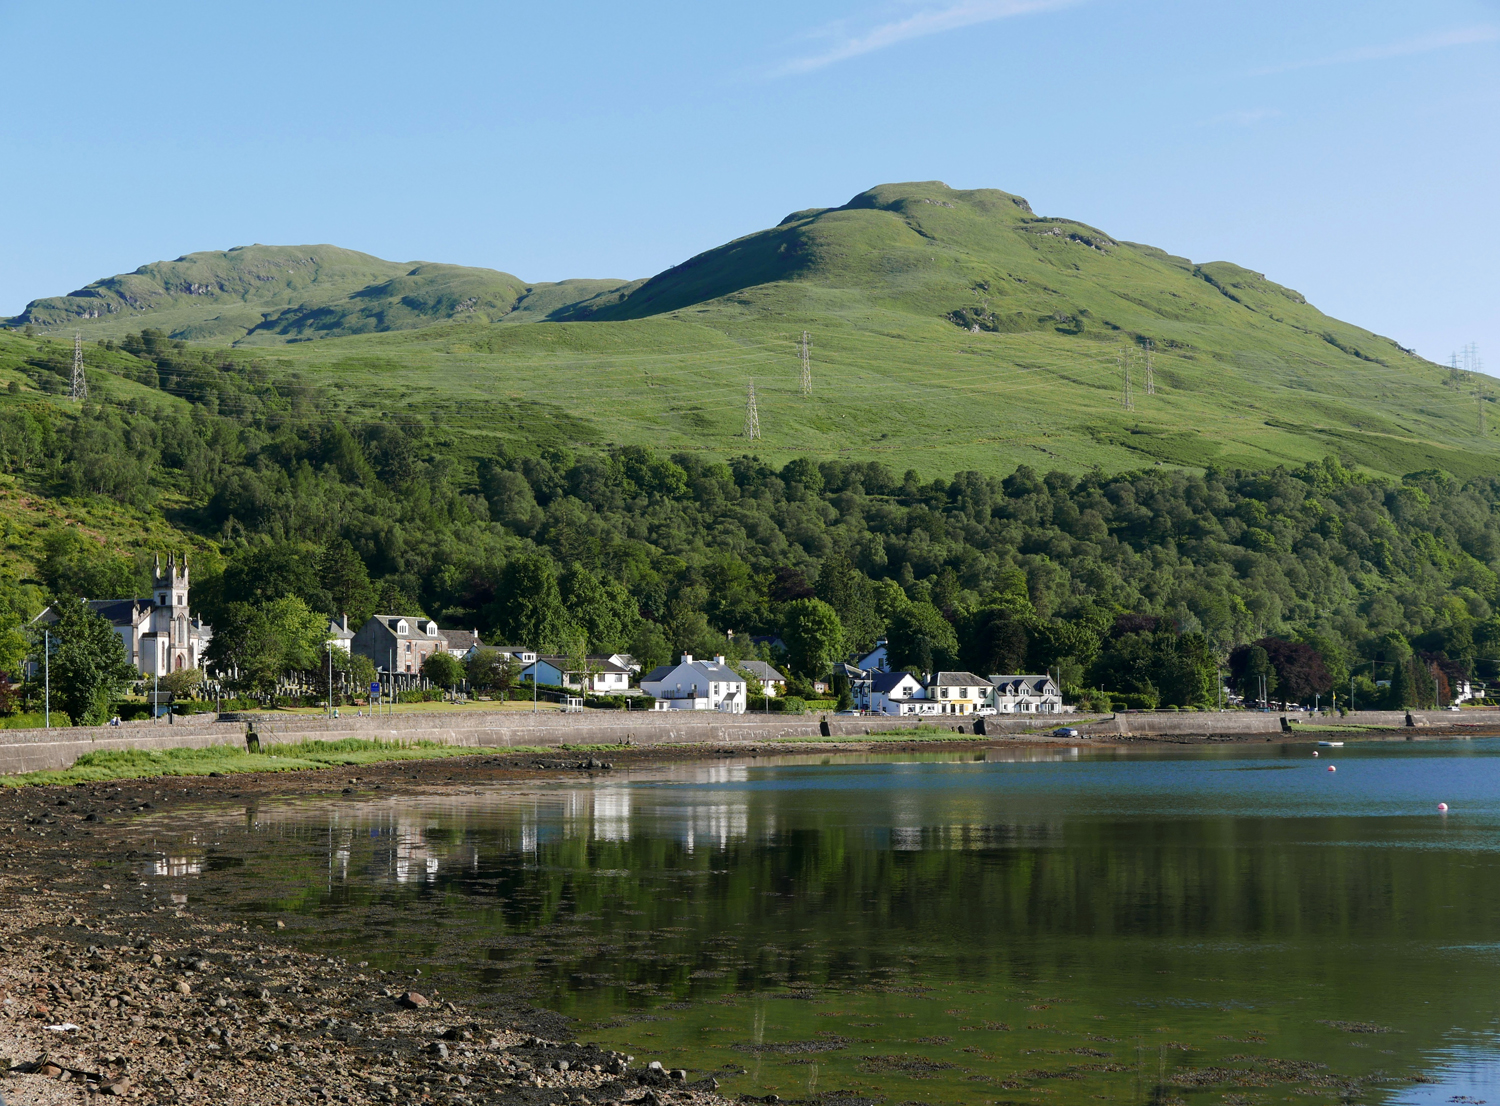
left=0, top=748, right=787, bottom=1106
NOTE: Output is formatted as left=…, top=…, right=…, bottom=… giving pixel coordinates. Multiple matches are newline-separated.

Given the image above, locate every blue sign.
left=370, top=682, right=381, bottom=698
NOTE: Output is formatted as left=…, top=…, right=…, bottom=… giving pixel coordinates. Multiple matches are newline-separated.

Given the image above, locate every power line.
left=1144, top=339, right=1155, bottom=396
left=798, top=331, right=812, bottom=396
left=1119, top=346, right=1132, bottom=411
left=70, top=333, right=88, bottom=401
left=743, top=380, right=761, bottom=440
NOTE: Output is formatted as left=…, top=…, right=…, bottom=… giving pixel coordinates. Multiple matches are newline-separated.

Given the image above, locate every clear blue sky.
left=3, top=0, right=1496, bottom=367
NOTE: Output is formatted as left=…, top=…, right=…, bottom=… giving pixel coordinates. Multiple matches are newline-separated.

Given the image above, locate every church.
left=36, top=552, right=213, bottom=676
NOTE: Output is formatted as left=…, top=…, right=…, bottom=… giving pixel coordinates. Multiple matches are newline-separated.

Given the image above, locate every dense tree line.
left=4, top=331, right=1500, bottom=711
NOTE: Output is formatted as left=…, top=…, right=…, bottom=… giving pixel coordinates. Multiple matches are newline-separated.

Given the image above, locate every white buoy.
left=1312, top=750, right=1319, bottom=757
left=1327, top=765, right=1337, bottom=772
left=1438, top=802, right=1449, bottom=812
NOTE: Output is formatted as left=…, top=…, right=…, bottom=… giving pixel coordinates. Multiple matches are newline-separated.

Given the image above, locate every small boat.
left=1317, top=740, right=1344, bottom=748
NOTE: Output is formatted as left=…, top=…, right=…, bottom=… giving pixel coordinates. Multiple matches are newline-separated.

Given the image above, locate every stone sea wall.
left=0, top=706, right=1484, bottom=776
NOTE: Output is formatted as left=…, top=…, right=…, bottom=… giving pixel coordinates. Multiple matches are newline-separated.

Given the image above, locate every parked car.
left=834, top=709, right=862, bottom=716
left=1446, top=705, right=1462, bottom=712
left=1052, top=726, right=1081, bottom=738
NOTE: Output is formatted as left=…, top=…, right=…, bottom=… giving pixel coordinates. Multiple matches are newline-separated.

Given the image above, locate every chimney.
left=341, top=613, right=348, bottom=632
left=681, top=654, right=693, bottom=665
left=714, top=655, right=727, bottom=666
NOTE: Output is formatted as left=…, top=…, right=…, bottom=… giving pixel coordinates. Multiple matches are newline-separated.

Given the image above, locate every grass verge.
left=0, top=738, right=555, bottom=787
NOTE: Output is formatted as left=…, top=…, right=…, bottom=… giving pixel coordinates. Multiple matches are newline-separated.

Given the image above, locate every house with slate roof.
left=441, top=628, right=483, bottom=662
left=327, top=614, right=354, bottom=653
left=639, top=654, right=747, bottom=712
left=987, top=675, right=1064, bottom=713
left=738, top=659, right=787, bottom=697
left=520, top=655, right=635, bottom=693
left=352, top=614, right=450, bottom=675
left=865, top=670, right=992, bottom=716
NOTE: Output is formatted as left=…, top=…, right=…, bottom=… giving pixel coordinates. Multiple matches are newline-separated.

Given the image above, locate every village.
left=31, top=553, right=1067, bottom=719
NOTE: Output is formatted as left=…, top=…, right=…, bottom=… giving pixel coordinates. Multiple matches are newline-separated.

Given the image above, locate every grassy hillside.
left=3, top=245, right=631, bottom=347
left=4, top=182, right=1495, bottom=481
left=252, top=183, right=1495, bottom=479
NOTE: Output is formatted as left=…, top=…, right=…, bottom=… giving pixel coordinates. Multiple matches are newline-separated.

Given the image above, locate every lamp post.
left=43, top=629, right=50, bottom=730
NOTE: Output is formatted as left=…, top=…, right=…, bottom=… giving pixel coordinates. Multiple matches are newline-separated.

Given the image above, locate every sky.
left=1, top=0, right=1496, bottom=367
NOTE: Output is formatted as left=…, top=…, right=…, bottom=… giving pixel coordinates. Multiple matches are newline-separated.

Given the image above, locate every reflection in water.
left=142, top=743, right=1500, bottom=1104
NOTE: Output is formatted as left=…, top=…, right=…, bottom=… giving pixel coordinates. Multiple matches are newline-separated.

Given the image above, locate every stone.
left=398, top=991, right=429, bottom=1008
left=174, top=982, right=191, bottom=995
left=101, top=1075, right=134, bottom=1096
left=669, top=1069, right=686, bottom=1081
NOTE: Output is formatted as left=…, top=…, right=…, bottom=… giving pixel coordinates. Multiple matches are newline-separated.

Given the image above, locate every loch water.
left=143, top=740, right=1500, bottom=1104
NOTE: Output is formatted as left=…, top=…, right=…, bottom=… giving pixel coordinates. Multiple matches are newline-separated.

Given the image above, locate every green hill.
left=4, top=244, right=632, bottom=346
left=5, top=182, right=1494, bottom=480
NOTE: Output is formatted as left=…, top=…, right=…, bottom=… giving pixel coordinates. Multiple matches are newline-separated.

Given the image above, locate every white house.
left=856, top=640, right=891, bottom=673
left=441, top=628, right=483, bottom=662
left=739, top=659, right=787, bottom=697
left=640, top=654, right=747, bottom=712
left=868, top=671, right=927, bottom=714
left=521, top=655, right=634, bottom=693
left=327, top=614, right=354, bottom=653
left=927, top=671, right=992, bottom=715
left=866, top=670, right=992, bottom=716
left=987, top=675, right=1064, bottom=714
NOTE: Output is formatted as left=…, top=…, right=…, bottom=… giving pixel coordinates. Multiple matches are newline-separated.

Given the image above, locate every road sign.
left=370, top=683, right=381, bottom=698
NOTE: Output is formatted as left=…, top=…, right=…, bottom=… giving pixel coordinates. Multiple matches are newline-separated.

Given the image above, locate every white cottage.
left=639, top=654, right=747, bottom=712
left=987, top=675, right=1064, bottom=713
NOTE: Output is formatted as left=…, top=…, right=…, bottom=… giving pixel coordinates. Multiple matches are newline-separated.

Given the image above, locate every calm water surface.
left=142, top=740, right=1500, bottom=1104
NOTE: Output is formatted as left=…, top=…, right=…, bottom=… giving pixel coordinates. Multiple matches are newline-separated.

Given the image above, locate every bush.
left=771, top=696, right=807, bottom=714
left=584, top=694, right=654, bottom=710
left=1111, top=692, right=1159, bottom=711
left=396, top=688, right=445, bottom=704
left=1071, top=690, right=1111, bottom=712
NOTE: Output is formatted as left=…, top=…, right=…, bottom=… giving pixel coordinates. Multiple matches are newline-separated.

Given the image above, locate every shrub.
left=771, top=696, right=807, bottom=714
left=584, top=694, right=654, bottom=710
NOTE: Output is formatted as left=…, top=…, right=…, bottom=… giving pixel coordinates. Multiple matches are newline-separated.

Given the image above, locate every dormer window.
left=396, top=620, right=408, bottom=635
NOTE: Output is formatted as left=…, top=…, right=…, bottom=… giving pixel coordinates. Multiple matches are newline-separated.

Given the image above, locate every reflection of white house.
left=640, top=654, right=747, bottom=712
left=33, top=552, right=212, bottom=676
left=987, top=675, right=1063, bottom=713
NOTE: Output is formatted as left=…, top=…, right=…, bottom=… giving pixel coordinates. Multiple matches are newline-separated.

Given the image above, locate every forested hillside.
left=0, top=324, right=1495, bottom=715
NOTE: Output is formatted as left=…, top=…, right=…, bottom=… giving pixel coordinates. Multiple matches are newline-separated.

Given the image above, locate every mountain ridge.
left=5, top=244, right=635, bottom=346
left=2, top=180, right=1486, bottom=483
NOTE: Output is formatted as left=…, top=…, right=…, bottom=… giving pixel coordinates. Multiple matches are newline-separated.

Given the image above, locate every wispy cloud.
left=774, top=0, right=1082, bottom=76
left=1254, top=24, right=1500, bottom=76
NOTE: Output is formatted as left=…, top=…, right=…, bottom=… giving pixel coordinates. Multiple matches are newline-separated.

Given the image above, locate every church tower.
left=150, top=553, right=193, bottom=673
